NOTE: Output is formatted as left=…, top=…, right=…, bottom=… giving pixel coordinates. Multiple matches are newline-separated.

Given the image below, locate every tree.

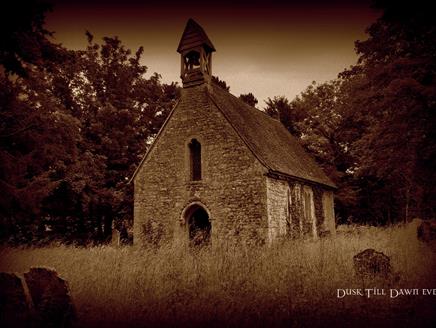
left=283, top=1, right=436, bottom=224
left=346, top=0, right=436, bottom=221
left=0, top=67, right=82, bottom=243
left=239, top=92, right=258, bottom=107
left=265, top=96, right=306, bottom=137
left=43, top=33, right=180, bottom=243
left=0, top=27, right=180, bottom=244
left=274, top=80, right=362, bottom=223
left=211, top=75, right=230, bottom=91
left=0, top=0, right=82, bottom=243
left=0, top=0, right=65, bottom=77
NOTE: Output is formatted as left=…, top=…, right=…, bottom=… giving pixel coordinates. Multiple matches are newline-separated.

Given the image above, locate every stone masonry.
left=132, top=19, right=336, bottom=246
left=134, top=84, right=269, bottom=245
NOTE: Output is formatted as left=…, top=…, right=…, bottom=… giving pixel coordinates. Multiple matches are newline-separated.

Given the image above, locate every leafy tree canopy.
left=239, top=93, right=258, bottom=107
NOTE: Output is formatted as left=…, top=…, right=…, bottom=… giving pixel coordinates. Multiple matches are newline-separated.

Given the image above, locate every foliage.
left=0, top=0, right=65, bottom=77
left=0, top=72, right=81, bottom=243
left=239, top=92, right=258, bottom=107
left=268, top=1, right=436, bottom=223
left=349, top=0, right=436, bottom=222
left=44, top=33, right=179, bottom=243
left=0, top=21, right=179, bottom=243
left=211, top=75, right=230, bottom=91
left=265, top=96, right=306, bottom=137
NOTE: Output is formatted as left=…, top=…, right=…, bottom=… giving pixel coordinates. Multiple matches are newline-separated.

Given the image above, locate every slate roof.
left=177, top=19, right=216, bottom=54
left=133, top=18, right=335, bottom=189
left=208, top=83, right=336, bottom=189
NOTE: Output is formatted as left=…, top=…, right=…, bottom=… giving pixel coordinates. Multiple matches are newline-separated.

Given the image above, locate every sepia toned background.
left=1, top=0, right=435, bottom=326
left=46, top=0, right=379, bottom=104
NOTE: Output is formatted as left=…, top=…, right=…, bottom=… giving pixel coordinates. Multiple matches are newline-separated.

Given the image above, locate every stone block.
left=353, top=249, right=392, bottom=278
left=417, top=220, right=436, bottom=242
left=0, top=272, right=30, bottom=328
left=24, top=267, right=75, bottom=328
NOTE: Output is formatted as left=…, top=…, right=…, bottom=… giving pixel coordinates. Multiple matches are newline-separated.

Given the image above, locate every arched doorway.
left=183, top=203, right=211, bottom=246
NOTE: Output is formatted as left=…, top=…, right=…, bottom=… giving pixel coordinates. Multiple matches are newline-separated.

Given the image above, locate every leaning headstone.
left=417, top=220, right=436, bottom=242
left=0, top=272, right=30, bottom=328
left=23, top=267, right=75, bottom=328
left=112, top=228, right=120, bottom=247
left=353, top=248, right=392, bottom=278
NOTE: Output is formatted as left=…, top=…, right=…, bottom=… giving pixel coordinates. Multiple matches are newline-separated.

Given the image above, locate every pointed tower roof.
left=177, top=19, right=216, bottom=53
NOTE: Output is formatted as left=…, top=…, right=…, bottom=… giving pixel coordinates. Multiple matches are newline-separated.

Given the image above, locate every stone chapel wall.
left=134, top=85, right=269, bottom=245
left=266, top=176, right=335, bottom=243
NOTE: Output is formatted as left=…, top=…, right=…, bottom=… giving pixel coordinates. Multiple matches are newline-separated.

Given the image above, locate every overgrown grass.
left=1, top=222, right=435, bottom=327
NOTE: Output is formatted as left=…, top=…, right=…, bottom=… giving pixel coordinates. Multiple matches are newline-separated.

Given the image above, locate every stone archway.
left=182, top=203, right=211, bottom=246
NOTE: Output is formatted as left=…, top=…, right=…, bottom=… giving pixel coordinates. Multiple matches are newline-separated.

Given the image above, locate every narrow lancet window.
left=189, top=139, right=201, bottom=181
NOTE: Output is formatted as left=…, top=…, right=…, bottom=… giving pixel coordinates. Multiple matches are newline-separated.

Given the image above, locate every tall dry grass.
left=1, top=222, right=435, bottom=327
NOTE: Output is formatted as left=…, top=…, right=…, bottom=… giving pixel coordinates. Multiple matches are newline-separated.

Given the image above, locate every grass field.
left=1, top=222, right=435, bottom=327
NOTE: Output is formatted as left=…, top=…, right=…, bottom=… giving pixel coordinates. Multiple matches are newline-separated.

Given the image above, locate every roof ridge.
left=212, top=84, right=280, bottom=122
left=208, top=83, right=336, bottom=189
left=131, top=83, right=336, bottom=189
left=206, top=87, right=273, bottom=172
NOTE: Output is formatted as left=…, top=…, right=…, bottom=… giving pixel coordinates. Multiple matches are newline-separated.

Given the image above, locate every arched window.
left=189, top=139, right=201, bottom=181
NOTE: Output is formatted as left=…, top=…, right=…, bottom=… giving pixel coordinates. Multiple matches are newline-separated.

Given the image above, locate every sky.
left=46, top=0, right=380, bottom=107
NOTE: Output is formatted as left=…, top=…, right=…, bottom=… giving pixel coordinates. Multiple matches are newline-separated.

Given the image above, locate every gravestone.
left=23, top=267, right=75, bottom=328
left=353, top=248, right=392, bottom=278
left=417, top=220, right=436, bottom=242
left=0, top=272, right=30, bottom=328
left=112, top=229, right=120, bottom=247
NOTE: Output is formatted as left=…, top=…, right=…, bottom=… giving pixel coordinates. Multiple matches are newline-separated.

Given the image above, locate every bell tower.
left=177, top=19, right=216, bottom=88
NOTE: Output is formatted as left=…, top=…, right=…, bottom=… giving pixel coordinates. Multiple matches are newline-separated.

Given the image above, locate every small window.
left=189, top=139, right=201, bottom=181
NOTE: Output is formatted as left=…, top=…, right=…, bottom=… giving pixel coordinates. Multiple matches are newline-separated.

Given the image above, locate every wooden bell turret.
left=177, top=19, right=215, bottom=88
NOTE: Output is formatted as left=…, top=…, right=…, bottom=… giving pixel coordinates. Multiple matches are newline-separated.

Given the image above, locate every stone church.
left=131, top=19, right=336, bottom=245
